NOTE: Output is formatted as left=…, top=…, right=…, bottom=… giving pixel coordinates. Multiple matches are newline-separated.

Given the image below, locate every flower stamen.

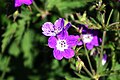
left=56, top=39, right=68, bottom=51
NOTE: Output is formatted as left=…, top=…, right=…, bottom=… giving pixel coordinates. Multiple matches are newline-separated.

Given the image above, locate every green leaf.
left=9, top=42, right=20, bottom=57
left=108, top=74, right=120, bottom=80
left=46, top=0, right=95, bottom=14
left=21, top=30, right=34, bottom=68
left=15, top=19, right=25, bottom=41
left=112, top=62, right=120, bottom=71
left=104, top=42, right=115, bottom=51
left=0, top=55, right=10, bottom=72
left=1, top=23, right=17, bottom=53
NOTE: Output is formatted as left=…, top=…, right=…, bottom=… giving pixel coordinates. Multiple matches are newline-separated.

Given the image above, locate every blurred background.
left=0, top=0, right=120, bottom=80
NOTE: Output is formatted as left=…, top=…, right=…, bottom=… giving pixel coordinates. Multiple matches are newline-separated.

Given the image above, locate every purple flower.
left=42, top=18, right=71, bottom=36
left=15, top=0, right=33, bottom=7
left=77, top=24, right=102, bottom=50
left=102, top=54, right=107, bottom=65
left=48, top=31, right=79, bottom=60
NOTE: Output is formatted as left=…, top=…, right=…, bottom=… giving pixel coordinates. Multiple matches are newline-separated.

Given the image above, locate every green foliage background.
left=0, top=0, right=120, bottom=80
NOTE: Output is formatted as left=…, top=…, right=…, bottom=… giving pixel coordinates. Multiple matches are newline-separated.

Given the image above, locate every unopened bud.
left=76, top=57, right=84, bottom=73
left=13, top=10, right=19, bottom=22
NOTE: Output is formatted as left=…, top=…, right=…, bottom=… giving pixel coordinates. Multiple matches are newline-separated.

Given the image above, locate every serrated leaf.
left=46, top=0, right=95, bottom=14
left=21, top=30, right=34, bottom=68
left=15, top=19, right=25, bottom=42
left=1, top=23, right=17, bottom=53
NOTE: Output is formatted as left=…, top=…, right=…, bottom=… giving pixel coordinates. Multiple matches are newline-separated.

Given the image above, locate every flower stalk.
left=83, top=43, right=95, bottom=76
left=98, top=31, right=106, bottom=72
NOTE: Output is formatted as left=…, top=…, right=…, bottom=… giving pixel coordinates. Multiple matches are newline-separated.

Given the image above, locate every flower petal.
left=100, top=38, right=102, bottom=43
left=42, top=22, right=56, bottom=36
left=48, top=36, right=57, bottom=48
left=64, top=22, right=71, bottom=30
left=57, top=30, right=69, bottom=39
left=63, top=48, right=75, bottom=59
left=53, top=48, right=63, bottom=60
left=91, top=36, right=99, bottom=46
left=15, top=0, right=22, bottom=7
left=42, top=32, right=55, bottom=36
left=77, top=40, right=83, bottom=46
left=86, top=43, right=94, bottom=50
left=15, top=0, right=33, bottom=7
left=54, top=18, right=64, bottom=31
left=67, top=35, right=79, bottom=47
left=23, top=0, right=33, bottom=5
left=42, top=22, right=54, bottom=32
left=102, top=54, right=107, bottom=65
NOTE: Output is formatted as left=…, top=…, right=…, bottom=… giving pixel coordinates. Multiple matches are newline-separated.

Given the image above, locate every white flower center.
left=82, top=34, right=93, bottom=43
left=56, top=39, right=68, bottom=51
left=102, top=59, right=106, bottom=65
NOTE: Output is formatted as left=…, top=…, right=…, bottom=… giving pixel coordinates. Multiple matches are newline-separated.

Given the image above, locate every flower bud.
left=76, top=58, right=84, bottom=73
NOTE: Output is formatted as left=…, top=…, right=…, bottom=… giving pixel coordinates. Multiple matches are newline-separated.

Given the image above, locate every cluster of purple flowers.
left=42, top=18, right=79, bottom=60
left=42, top=18, right=102, bottom=60
left=14, top=0, right=102, bottom=60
